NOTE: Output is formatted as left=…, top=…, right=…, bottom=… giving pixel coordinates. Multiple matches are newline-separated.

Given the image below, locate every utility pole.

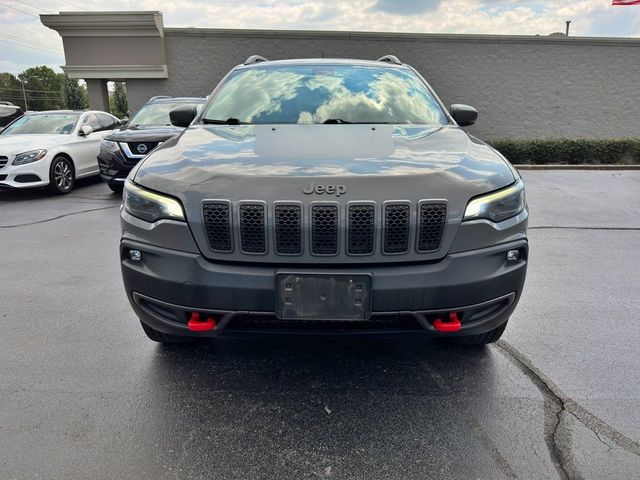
left=566, top=20, right=571, bottom=36
left=20, top=79, right=28, bottom=111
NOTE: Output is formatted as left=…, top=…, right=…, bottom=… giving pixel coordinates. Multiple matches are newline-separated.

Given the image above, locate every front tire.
left=48, top=156, right=75, bottom=194
left=140, top=321, right=197, bottom=344
left=451, top=321, right=508, bottom=345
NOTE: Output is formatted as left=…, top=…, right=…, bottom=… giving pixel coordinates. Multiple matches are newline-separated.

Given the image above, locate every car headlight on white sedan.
left=123, top=179, right=185, bottom=223
left=100, top=139, right=120, bottom=153
left=463, top=179, right=526, bottom=223
left=13, top=149, right=47, bottom=166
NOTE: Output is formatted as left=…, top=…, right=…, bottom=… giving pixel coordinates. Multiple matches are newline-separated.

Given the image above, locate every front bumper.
left=121, top=237, right=528, bottom=337
left=0, top=157, right=50, bottom=189
left=97, top=149, right=139, bottom=184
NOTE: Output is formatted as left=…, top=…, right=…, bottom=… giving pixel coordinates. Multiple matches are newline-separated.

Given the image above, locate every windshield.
left=201, top=64, right=448, bottom=125
left=2, top=113, right=80, bottom=135
left=130, top=101, right=204, bottom=127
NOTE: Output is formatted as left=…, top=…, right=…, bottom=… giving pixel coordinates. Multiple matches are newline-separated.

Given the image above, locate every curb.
left=514, top=164, right=640, bottom=171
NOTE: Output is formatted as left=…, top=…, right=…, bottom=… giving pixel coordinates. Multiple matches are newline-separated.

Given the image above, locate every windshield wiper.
left=202, top=118, right=246, bottom=125
left=323, top=118, right=352, bottom=124
left=322, top=119, right=391, bottom=124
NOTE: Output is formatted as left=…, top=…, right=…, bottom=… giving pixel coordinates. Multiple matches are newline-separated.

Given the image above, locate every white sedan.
left=0, top=110, right=121, bottom=194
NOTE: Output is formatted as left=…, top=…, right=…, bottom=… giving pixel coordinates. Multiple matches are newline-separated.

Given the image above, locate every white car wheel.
left=48, top=156, right=75, bottom=194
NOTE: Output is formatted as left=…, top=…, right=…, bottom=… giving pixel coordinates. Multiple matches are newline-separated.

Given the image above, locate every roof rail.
left=244, top=55, right=269, bottom=65
left=148, top=95, right=173, bottom=102
left=376, top=55, right=402, bottom=65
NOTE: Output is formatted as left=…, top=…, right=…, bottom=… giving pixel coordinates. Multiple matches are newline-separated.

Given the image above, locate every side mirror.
left=79, top=125, right=93, bottom=136
left=450, top=104, right=478, bottom=127
left=170, top=105, right=197, bottom=128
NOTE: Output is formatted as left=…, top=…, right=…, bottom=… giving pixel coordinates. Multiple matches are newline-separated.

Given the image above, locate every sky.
left=1, top=0, right=639, bottom=74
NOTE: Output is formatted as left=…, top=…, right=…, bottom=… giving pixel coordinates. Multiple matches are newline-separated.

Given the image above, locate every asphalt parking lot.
left=1, top=171, right=639, bottom=479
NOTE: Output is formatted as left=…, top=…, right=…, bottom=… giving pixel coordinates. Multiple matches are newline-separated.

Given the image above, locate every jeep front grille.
left=239, top=203, right=266, bottom=254
left=201, top=201, right=447, bottom=258
left=203, top=202, right=232, bottom=252
left=418, top=203, right=447, bottom=252
left=383, top=203, right=410, bottom=254
left=274, top=204, right=302, bottom=255
left=311, top=205, right=338, bottom=255
left=348, top=204, right=375, bottom=255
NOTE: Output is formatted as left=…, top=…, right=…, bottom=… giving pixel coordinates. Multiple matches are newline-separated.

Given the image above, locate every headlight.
left=100, top=139, right=120, bottom=153
left=13, top=149, right=47, bottom=166
left=123, top=179, right=185, bottom=223
left=463, top=179, right=526, bottom=223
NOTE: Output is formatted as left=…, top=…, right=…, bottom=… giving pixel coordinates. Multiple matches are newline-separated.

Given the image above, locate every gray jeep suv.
left=120, top=56, right=528, bottom=345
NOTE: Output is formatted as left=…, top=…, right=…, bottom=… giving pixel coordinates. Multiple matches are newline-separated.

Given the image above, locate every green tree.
left=109, top=82, right=128, bottom=119
left=62, top=76, right=88, bottom=110
left=18, top=66, right=64, bottom=111
left=0, top=72, right=25, bottom=109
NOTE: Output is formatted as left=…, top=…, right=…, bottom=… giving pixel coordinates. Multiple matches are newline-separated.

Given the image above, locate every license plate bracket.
left=276, top=273, right=371, bottom=320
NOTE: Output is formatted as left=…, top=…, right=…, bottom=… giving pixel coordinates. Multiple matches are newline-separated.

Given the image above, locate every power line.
left=1, top=96, right=64, bottom=101
left=0, top=1, right=40, bottom=17
left=0, top=38, right=62, bottom=55
left=0, top=32, right=59, bottom=50
left=12, top=0, right=53, bottom=14
left=2, top=87, right=64, bottom=94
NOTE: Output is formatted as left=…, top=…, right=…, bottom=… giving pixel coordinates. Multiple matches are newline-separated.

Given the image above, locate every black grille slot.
left=418, top=203, right=447, bottom=251
left=0, top=156, right=7, bottom=168
left=383, top=204, right=410, bottom=254
left=203, top=202, right=232, bottom=252
left=311, top=205, right=338, bottom=255
left=239, top=204, right=266, bottom=253
left=348, top=204, right=375, bottom=255
left=274, top=204, right=302, bottom=254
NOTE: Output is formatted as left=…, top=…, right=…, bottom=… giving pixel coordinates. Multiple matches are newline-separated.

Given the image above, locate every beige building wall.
left=42, top=11, right=640, bottom=140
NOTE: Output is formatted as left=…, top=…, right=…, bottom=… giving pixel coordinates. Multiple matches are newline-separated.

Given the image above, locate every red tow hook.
left=187, top=312, right=217, bottom=332
left=433, top=312, right=462, bottom=332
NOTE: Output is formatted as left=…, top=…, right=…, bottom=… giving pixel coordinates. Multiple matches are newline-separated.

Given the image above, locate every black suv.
left=98, top=96, right=205, bottom=192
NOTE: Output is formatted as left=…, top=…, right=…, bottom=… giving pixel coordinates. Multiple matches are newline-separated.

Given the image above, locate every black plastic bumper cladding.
left=97, top=150, right=139, bottom=181
left=121, top=238, right=527, bottom=336
left=131, top=290, right=516, bottom=336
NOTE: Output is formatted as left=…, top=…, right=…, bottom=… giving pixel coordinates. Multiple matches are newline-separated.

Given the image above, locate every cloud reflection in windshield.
left=203, top=65, right=448, bottom=125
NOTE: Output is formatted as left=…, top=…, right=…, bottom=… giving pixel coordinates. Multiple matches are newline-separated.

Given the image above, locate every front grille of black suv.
left=201, top=201, right=447, bottom=258
left=126, top=142, right=159, bottom=155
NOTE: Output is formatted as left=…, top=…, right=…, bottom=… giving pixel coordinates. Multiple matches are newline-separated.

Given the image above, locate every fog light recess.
left=129, top=249, right=142, bottom=262
left=506, top=250, right=520, bottom=262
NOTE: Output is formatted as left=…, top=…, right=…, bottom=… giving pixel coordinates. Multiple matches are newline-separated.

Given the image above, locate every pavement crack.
left=0, top=205, right=119, bottom=228
left=496, top=341, right=640, bottom=465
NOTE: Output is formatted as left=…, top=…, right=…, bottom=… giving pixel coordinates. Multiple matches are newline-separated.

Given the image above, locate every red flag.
left=612, top=0, right=640, bottom=4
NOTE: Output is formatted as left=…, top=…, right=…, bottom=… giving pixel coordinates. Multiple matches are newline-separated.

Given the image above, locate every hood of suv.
left=134, top=123, right=517, bottom=264
left=135, top=123, right=515, bottom=192
left=106, top=124, right=183, bottom=143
